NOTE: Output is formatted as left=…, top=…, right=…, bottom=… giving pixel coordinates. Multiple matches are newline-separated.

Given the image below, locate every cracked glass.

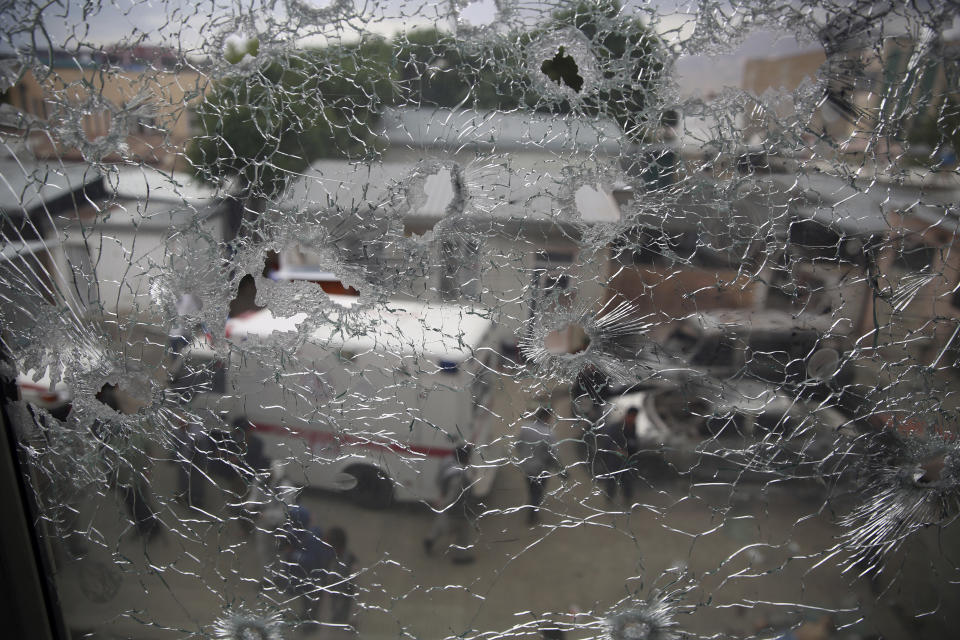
left=1, top=1, right=960, bottom=639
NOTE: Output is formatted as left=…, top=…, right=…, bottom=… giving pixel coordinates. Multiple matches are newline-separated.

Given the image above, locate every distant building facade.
left=742, top=38, right=960, bottom=158
left=3, top=48, right=206, bottom=170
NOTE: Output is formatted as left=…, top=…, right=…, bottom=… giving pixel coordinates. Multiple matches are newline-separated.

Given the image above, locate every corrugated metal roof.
left=0, top=153, right=102, bottom=215
left=107, top=167, right=216, bottom=203
left=377, top=107, right=624, bottom=153
left=284, top=157, right=622, bottom=225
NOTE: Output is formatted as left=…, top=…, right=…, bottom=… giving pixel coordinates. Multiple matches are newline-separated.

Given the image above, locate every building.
left=263, top=106, right=627, bottom=353
left=3, top=48, right=205, bottom=170
left=742, top=38, right=960, bottom=160
left=0, top=145, right=105, bottom=324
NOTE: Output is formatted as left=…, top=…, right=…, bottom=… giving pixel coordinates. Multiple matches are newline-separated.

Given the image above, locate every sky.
left=10, top=0, right=953, bottom=98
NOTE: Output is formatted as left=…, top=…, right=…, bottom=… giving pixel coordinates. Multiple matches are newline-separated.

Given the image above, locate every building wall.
left=9, top=67, right=206, bottom=170
left=606, top=264, right=761, bottom=319
left=865, top=211, right=960, bottom=363
left=742, top=39, right=959, bottom=157
left=55, top=204, right=224, bottom=319
left=742, top=50, right=826, bottom=97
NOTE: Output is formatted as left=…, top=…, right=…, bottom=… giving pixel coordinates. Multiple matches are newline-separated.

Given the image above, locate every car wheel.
left=344, top=464, right=394, bottom=509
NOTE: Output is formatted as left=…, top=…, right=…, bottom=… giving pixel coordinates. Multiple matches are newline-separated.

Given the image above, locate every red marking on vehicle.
left=250, top=421, right=454, bottom=458
left=314, top=280, right=359, bottom=297
left=16, top=382, right=68, bottom=406
left=17, top=382, right=56, bottom=392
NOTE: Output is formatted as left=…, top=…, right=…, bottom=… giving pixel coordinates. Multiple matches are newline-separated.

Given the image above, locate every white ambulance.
left=179, top=296, right=503, bottom=507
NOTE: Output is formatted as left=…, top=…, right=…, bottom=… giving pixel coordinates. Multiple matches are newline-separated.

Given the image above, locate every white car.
left=587, top=386, right=858, bottom=482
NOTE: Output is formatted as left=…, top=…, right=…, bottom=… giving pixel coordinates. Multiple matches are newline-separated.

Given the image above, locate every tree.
left=186, top=3, right=663, bottom=214
left=186, top=38, right=395, bottom=213
left=537, top=0, right=664, bottom=142
left=392, top=27, right=522, bottom=111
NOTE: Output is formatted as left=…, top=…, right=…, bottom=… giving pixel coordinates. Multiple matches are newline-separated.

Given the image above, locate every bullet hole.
left=224, top=34, right=259, bottom=64
left=916, top=454, right=946, bottom=485
left=263, top=248, right=361, bottom=306
left=541, top=46, right=584, bottom=93
left=423, top=168, right=455, bottom=217
left=96, top=383, right=121, bottom=410
left=95, top=383, right=137, bottom=414
left=229, top=274, right=264, bottom=317
left=545, top=325, right=590, bottom=355
left=86, top=125, right=110, bottom=142
left=574, top=184, right=605, bottom=216
left=621, top=620, right=652, bottom=639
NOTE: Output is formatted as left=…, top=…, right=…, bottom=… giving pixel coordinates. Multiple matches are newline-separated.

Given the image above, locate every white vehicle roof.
left=222, top=296, right=494, bottom=363
left=606, top=387, right=852, bottom=438
left=684, top=309, right=853, bottom=336
left=16, top=369, right=71, bottom=407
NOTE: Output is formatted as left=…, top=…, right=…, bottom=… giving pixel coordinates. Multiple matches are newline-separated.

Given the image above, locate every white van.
left=15, top=369, right=72, bottom=420
left=180, top=296, right=501, bottom=507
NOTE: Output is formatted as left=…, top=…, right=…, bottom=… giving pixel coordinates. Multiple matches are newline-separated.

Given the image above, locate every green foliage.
left=393, top=28, right=522, bottom=111
left=223, top=36, right=259, bottom=66
left=541, top=47, right=585, bottom=93
left=187, top=42, right=394, bottom=198
left=187, top=2, right=662, bottom=198
left=543, top=0, right=663, bottom=141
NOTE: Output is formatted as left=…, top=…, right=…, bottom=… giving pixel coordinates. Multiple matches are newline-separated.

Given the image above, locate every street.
left=41, top=371, right=960, bottom=640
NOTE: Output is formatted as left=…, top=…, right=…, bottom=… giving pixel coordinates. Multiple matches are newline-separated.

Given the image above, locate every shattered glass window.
left=2, top=0, right=960, bottom=638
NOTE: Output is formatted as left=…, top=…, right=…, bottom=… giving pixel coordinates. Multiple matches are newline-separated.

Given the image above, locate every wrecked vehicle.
left=586, top=385, right=859, bottom=484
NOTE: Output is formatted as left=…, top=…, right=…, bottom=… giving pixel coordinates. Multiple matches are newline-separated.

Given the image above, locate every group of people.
left=174, top=416, right=360, bottom=628
left=420, top=427, right=563, bottom=564
left=274, top=505, right=358, bottom=629
left=92, top=377, right=637, bottom=632
left=421, top=401, right=639, bottom=566
left=517, top=404, right=640, bottom=514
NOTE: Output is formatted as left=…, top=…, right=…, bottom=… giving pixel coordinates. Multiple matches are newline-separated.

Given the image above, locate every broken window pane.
left=1, top=1, right=959, bottom=639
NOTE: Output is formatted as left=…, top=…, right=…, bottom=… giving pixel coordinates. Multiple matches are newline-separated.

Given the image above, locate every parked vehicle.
left=656, top=310, right=854, bottom=390
left=585, top=385, right=859, bottom=483
left=180, top=296, right=502, bottom=507
left=15, top=368, right=72, bottom=419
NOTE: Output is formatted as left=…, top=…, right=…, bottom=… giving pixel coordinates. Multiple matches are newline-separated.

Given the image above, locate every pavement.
left=36, top=369, right=960, bottom=640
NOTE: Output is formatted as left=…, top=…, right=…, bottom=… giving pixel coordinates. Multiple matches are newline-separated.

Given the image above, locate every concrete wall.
left=606, top=264, right=761, bottom=320
left=9, top=67, right=206, bottom=171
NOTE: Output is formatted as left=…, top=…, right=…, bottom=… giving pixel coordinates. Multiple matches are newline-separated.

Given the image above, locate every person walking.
left=173, top=418, right=209, bottom=510
left=516, top=407, right=566, bottom=524
left=254, top=463, right=301, bottom=585
left=594, top=407, right=639, bottom=505
left=280, top=505, right=334, bottom=625
left=324, top=526, right=359, bottom=626
left=232, top=417, right=271, bottom=530
left=95, top=384, right=163, bottom=541
left=201, top=416, right=261, bottom=524
left=115, top=428, right=163, bottom=541
left=423, top=443, right=478, bottom=564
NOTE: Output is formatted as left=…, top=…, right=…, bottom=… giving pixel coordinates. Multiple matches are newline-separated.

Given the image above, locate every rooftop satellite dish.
left=331, top=471, right=359, bottom=491
left=807, top=348, right=841, bottom=382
